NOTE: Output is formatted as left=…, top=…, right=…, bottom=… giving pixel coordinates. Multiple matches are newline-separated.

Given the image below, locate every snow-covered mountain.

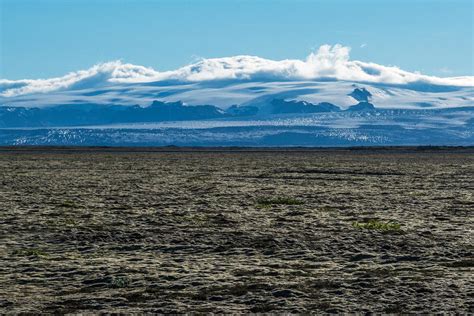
left=0, top=45, right=473, bottom=146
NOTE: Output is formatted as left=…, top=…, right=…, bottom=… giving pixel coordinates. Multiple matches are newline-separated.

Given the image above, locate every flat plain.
left=0, top=147, right=473, bottom=313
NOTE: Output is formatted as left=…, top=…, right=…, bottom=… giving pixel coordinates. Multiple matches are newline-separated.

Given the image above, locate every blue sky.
left=1, top=0, right=473, bottom=80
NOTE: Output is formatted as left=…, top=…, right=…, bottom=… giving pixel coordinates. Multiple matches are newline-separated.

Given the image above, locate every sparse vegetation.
left=178, top=213, right=210, bottom=226
left=47, top=218, right=77, bottom=227
left=257, top=197, right=304, bottom=207
left=63, top=218, right=77, bottom=226
left=110, top=276, right=131, bottom=288
left=352, top=220, right=401, bottom=231
left=13, top=248, right=48, bottom=258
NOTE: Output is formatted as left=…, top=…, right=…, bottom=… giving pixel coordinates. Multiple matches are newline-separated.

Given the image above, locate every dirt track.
left=0, top=147, right=473, bottom=313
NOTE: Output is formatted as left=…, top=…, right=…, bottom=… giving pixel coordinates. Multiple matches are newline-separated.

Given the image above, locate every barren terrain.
left=0, top=147, right=473, bottom=313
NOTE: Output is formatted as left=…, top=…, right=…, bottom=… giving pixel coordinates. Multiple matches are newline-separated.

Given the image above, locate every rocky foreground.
left=0, top=147, right=472, bottom=313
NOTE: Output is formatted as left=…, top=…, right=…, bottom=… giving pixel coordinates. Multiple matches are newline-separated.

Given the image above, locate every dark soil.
left=0, top=147, right=472, bottom=313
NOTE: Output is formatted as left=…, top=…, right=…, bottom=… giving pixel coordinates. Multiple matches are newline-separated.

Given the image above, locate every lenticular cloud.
left=1, top=44, right=472, bottom=97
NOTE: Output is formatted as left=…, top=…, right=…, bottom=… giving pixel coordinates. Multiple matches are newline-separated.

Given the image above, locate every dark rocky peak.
left=226, top=104, right=259, bottom=116
left=269, top=99, right=340, bottom=114
left=349, top=88, right=372, bottom=102
left=150, top=100, right=184, bottom=108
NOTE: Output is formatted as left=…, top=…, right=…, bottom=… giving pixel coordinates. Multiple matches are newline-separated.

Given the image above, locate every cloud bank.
left=1, top=44, right=472, bottom=97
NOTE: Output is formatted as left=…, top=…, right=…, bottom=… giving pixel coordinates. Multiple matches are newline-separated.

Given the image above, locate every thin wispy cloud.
left=439, top=67, right=453, bottom=75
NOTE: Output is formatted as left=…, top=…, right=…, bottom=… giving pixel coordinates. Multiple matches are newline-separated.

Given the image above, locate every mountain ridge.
left=4, top=86, right=471, bottom=128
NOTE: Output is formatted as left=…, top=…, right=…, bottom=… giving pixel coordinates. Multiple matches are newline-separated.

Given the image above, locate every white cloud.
left=1, top=44, right=473, bottom=97
left=0, top=61, right=162, bottom=97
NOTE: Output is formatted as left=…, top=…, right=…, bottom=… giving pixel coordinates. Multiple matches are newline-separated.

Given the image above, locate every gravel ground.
left=0, top=147, right=473, bottom=313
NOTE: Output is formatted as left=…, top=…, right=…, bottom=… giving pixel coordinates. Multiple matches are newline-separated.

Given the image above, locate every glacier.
left=0, top=45, right=472, bottom=146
